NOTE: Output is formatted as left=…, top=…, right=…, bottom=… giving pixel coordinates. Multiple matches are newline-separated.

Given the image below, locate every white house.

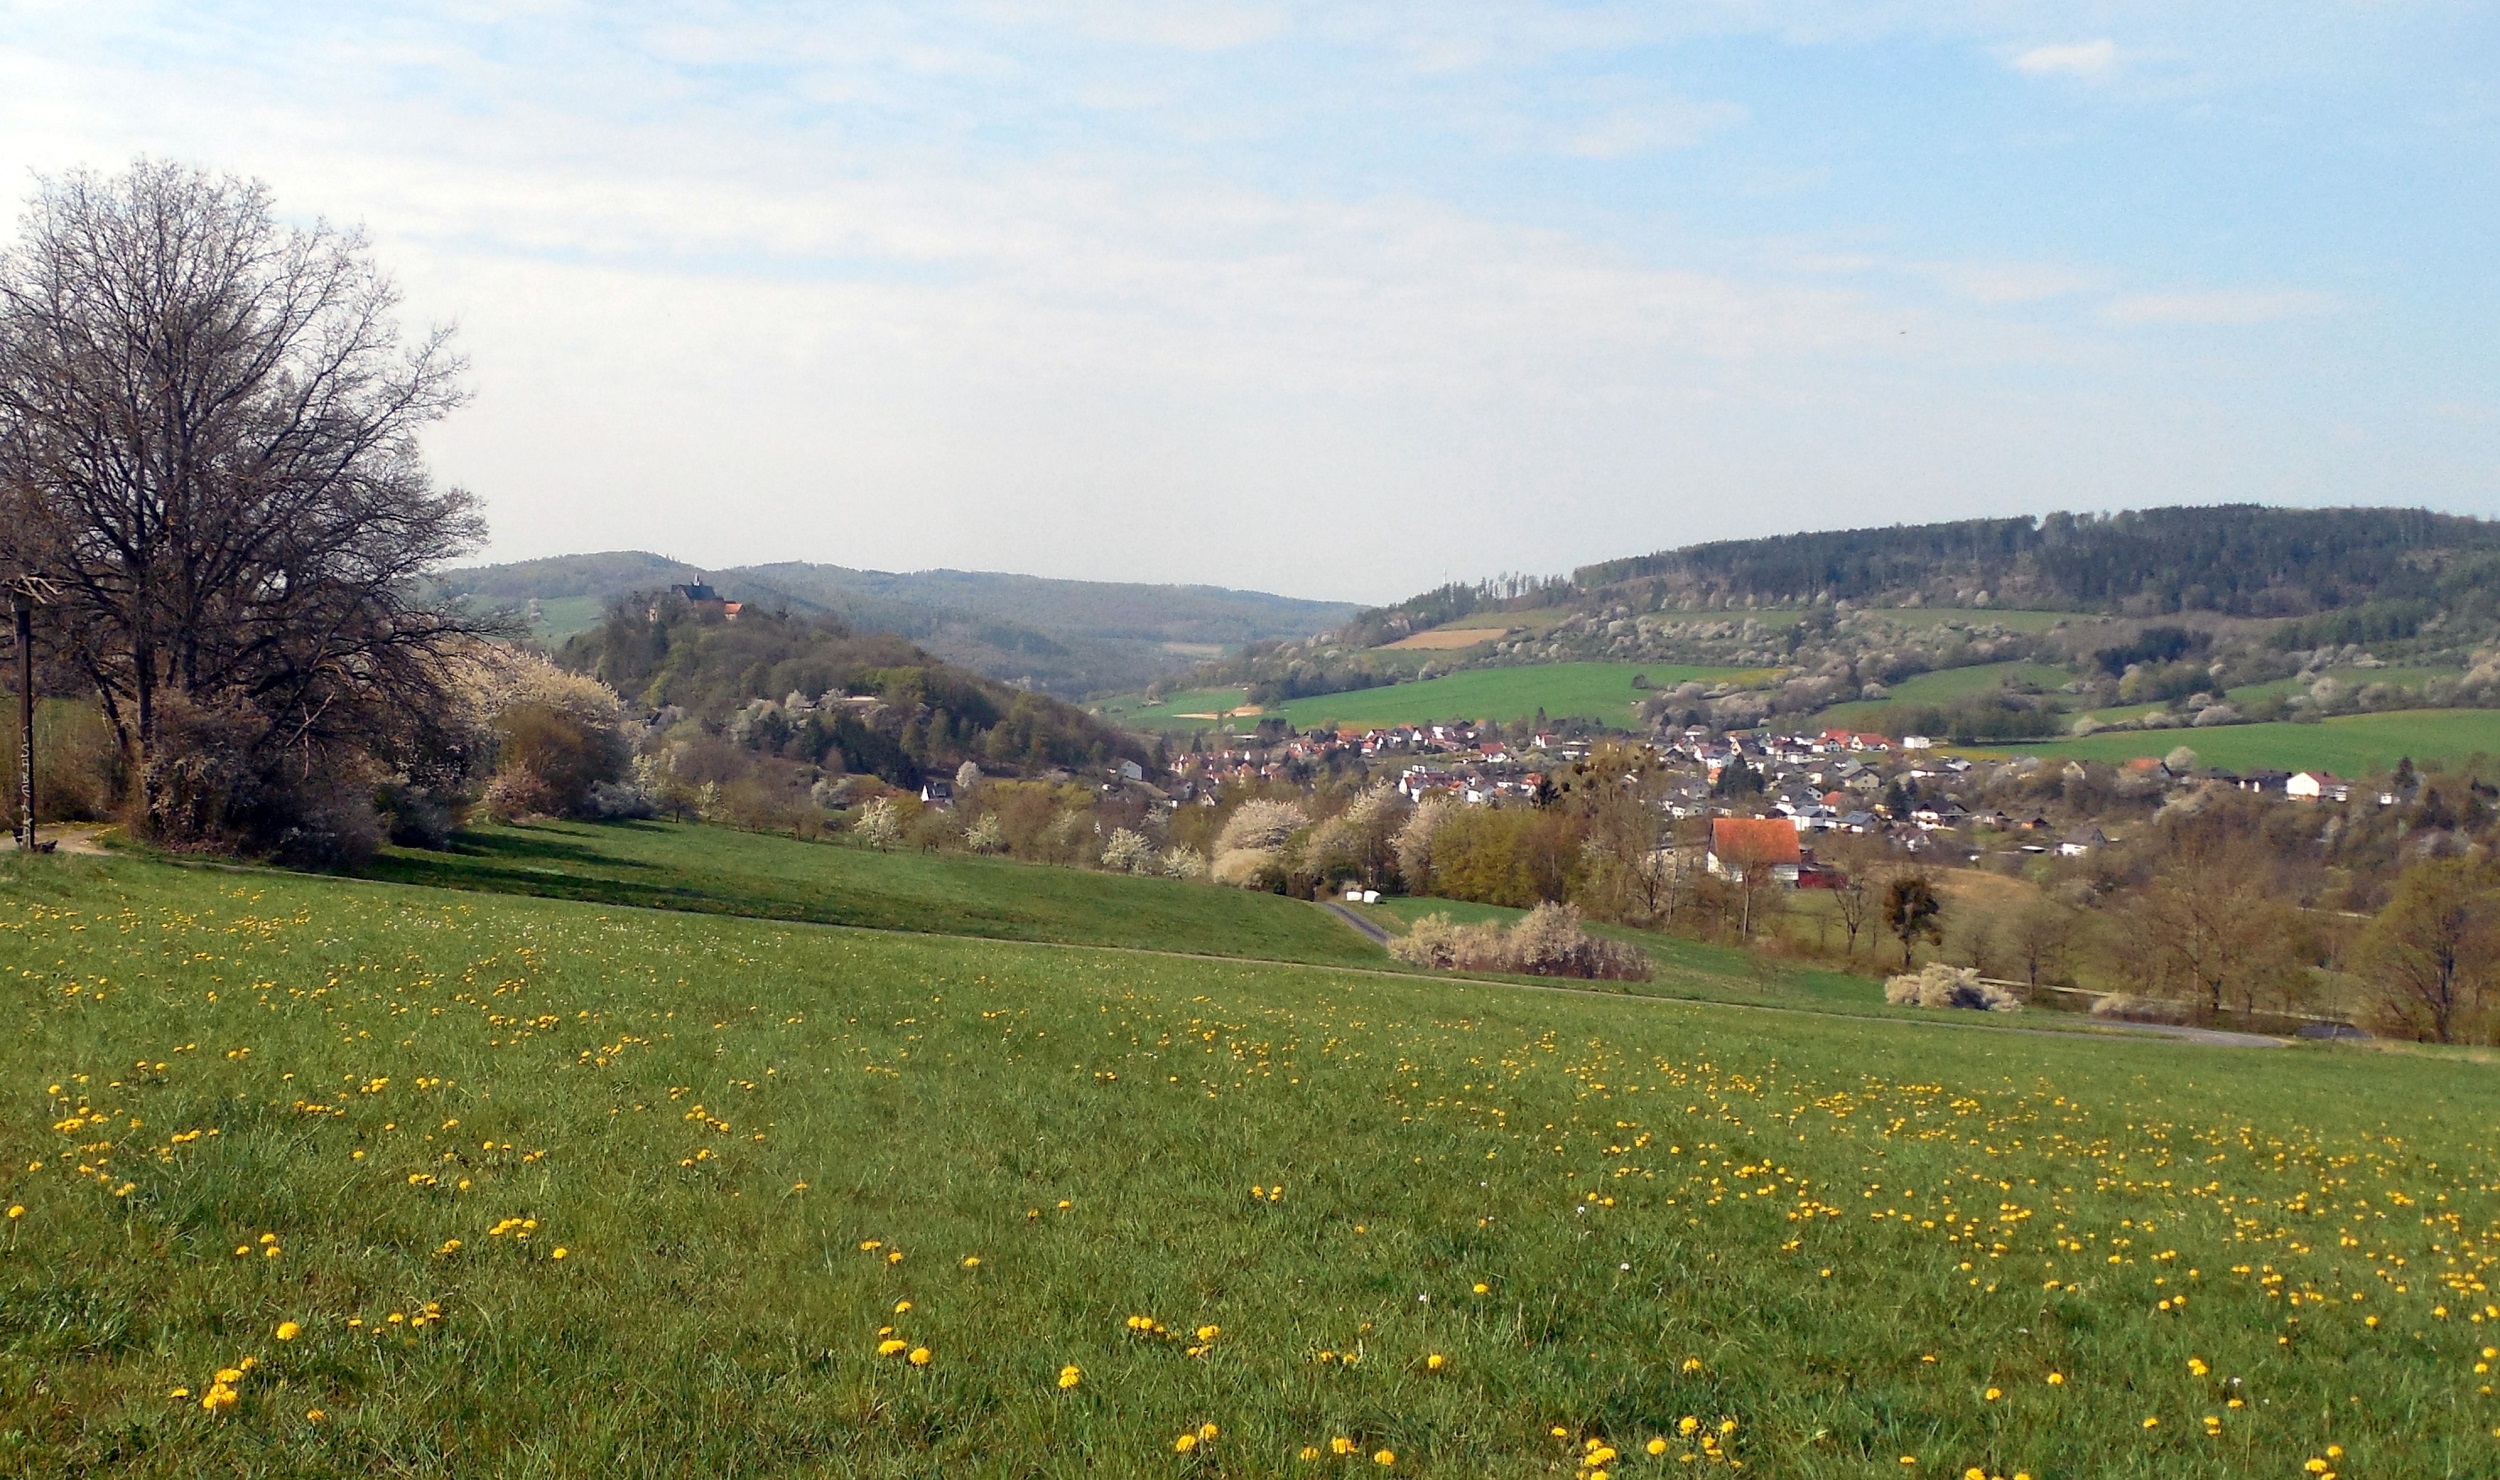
left=2286, top=771, right=2350, bottom=803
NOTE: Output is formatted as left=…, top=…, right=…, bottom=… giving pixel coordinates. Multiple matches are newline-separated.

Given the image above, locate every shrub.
left=1388, top=903, right=1650, bottom=982
left=1884, top=963, right=2021, bottom=1012
left=1161, top=845, right=1208, bottom=880
left=1101, top=828, right=1157, bottom=875
left=854, top=795, right=906, bottom=850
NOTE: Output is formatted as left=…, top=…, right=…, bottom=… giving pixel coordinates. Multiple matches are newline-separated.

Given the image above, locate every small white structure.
left=1900, top=735, right=1934, bottom=750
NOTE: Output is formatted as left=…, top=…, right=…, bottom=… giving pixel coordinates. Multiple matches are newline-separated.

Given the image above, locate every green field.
left=1098, top=665, right=1767, bottom=733
left=1268, top=664, right=1765, bottom=730
left=1972, top=708, right=2500, bottom=776
left=1812, top=662, right=2076, bottom=733
left=6, top=853, right=2498, bottom=1477
left=2222, top=667, right=2464, bottom=708
left=361, top=820, right=1380, bottom=968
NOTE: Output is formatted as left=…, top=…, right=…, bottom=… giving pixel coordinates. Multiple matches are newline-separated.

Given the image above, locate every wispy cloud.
left=1561, top=100, right=1749, bottom=158
left=2012, top=39, right=2120, bottom=79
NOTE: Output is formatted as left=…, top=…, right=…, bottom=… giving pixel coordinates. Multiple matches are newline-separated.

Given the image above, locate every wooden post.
left=12, top=591, right=29, bottom=853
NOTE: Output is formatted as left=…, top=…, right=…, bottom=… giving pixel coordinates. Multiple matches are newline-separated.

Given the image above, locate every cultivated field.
left=4, top=856, right=2496, bottom=1477
left=1974, top=709, right=2500, bottom=775
left=1811, top=663, right=2075, bottom=733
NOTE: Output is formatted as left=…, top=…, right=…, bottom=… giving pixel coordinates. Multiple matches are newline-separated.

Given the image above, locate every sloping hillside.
left=437, top=554, right=1356, bottom=698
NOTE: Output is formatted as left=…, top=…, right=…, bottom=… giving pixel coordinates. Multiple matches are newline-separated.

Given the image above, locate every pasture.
left=3, top=855, right=2496, bottom=1477
left=1264, top=665, right=1764, bottom=731
left=1973, top=709, right=2500, bottom=776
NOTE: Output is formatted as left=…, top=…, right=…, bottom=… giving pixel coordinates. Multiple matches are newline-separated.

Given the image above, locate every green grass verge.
left=1968, top=708, right=2500, bottom=775
left=1092, top=688, right=1261, bottom=726
left=6, top=855, right=2496, bottom=1477
left=359, top=819, right=1381, bottom=968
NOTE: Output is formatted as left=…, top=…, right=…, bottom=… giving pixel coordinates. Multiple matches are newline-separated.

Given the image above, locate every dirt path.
left=2, top=824, right=109, bottom=856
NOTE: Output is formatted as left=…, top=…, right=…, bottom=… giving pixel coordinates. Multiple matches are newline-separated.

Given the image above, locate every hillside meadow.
left=1972, top=709, right=2500, bottom=776
left=360, top=820, right=1380, bottom=968
left=4, top=856, right=2497, bottom=1477
left=1095, top=665, right=1767, bottom=734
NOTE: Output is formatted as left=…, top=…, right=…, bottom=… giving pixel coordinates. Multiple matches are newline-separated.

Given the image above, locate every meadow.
left=361, top=819, right=1379, bottom=968
left=1810, top=664, right=2075, bottom=735
left=1973, top=709, right=2500, bottom=776
left=1263, top=665, right=1763, bottom=731
left=4, top=855, right=2497, bottom=1477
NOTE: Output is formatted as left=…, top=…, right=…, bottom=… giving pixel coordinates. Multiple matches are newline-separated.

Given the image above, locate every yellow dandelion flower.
left=1425, top=1353, right=1446, bottom=1371
left=907, top=1347, right=931, bottom=1366
left=305, top=1408, right=326, bottom=1422
left=168, top=1388, right=190, bottom=1400
left=878, top=1339, right=907, bottom=1356
left=887, top=1251, right=904, bottom=1265
left=860, top=1240, right=883, bottom=1251
left=2188, top=1358, right=2209, bottom=1377
left=1058, top=1365, right=1082, bottom=1389
left=1472, top=1282, right=1488, bottom=1294
left=1300, top=1447, right=1322, bottom=1461
left=552, top=1247, right=568, bottom=1260
left=1174, top=1433, right=1198, bottom=1453
left=1334, top=1436, right=1359, bottom=1455
left=1984, top=1387, right=2001, bottom=1401
left=5, top=1205, right=21, bottom=1219
left=1199, top=1424, right=1219, bottom=1440
left=1681, top=1357, right=1702, bottom=1373
left=214, top=1367, right=243, bottom=1384
left=275, top=1321, right=301, bottom=1341
left=1372, top=1449, right=1395, bottom=1467
left=962, top=1256, right=980, bottom=1268
left=895, top=1300, right=912, bottom=1314
left=1647, top=1438, right=1667, bottom=1456
left=2142, top=1416, right=2160, bottom=1429
left=2046, top=1372, right=2065, bottom=1385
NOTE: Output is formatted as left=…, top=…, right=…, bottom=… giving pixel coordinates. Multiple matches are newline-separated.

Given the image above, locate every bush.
left=1101, top=828, right=1157, bottom=874
left=1884, top=963, right=2021, bottom=1012
left=1388, top=903, right=1651, bottom=982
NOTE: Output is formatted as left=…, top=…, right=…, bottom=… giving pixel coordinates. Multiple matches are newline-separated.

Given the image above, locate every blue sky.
left=2, top=2, right=2494, bottom=600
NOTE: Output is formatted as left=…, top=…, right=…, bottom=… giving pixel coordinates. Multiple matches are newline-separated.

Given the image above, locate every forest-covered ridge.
left=436, top=553, right=1359, bottom=698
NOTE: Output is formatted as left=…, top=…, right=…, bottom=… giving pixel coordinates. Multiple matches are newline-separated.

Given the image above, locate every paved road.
left=1319, top=900, right=1391, bottom=944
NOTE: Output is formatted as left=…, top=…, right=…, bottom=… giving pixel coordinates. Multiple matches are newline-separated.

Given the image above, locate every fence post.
left=13, top=591, right=31, bottom=853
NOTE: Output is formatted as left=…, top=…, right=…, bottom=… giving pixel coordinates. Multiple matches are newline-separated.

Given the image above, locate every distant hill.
left=1184, top=506, right=2500, bottom=729
left=1571, top=505, right=2500, bottom=617
left=435, top=554, right=1359, bottom=698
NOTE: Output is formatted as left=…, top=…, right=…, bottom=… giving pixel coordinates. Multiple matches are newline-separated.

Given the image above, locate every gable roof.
left=1710, top=816, right=1802, bottom=866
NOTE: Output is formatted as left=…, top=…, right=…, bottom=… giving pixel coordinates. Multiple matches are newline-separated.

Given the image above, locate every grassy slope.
left=6, top=857, right=2496, bottom=1478
left=1969, top=709, right=2500, bottom=775
left=1812, top=662, right=2074, bottom=733
left=1097, top=664, right=1766, bottom=732
left=360, top=820, right=1380, bottom=968
left=1267, top=664, right=1762, bottom=730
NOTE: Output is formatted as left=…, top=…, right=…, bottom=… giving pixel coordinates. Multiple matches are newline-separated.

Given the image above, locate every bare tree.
left=2357, top=857, right=2497, bottom=1044
left=2004, top=897, right=2078, bottom=989
left=0, top=160, right=488, bottom=852
left=1831, top=876, right=1873, bottom=961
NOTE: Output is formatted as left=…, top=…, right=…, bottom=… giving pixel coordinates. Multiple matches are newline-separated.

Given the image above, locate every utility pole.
left=12, top=589, right=30, bottom=853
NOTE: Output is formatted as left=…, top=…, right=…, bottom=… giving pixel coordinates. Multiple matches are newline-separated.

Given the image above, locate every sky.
left=1, top=2, right=2495, bottom=603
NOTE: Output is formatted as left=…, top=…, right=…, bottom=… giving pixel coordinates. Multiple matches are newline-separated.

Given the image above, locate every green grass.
left=525, top=595, right=606, bottom=644
left=2222, top=667, right=2464, bottom=707
left=1812, top=662, right=2076, bottom=733
left=1352, top=897, right=1900, bottom=1020
left=1097, top=665, right=1766, bottom=733
left=359, top=819, right=1381, bottom=968
left=1969, top=708, right=2500, bottom=776
left=6, top=855, right=2498, bottom=1477
left=1268, top=664, right=1766, bottom=730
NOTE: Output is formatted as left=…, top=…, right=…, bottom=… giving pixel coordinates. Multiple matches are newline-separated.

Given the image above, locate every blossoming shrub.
left=1884, top=963, right=2022, bottom=1012
left=1389, top=902, right=1651, bottom=982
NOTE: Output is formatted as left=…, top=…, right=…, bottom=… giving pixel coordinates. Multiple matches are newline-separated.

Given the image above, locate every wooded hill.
left=1578, top=505, right=2500, bottom=619
left=438, top=553, right=1357, bottom=699
left=560, top=597, right=1142, bottom=786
